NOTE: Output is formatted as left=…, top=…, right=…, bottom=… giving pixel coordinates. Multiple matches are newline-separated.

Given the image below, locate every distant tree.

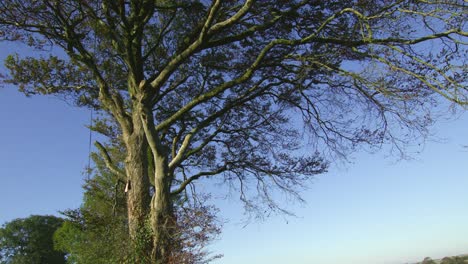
left=440, top=256, right=468, bottom=264
left=441, top=257, right=454, bottom=264
left=421, top=257, right=437, bottom=264
left=0, top=215, right=66, bottom=264
left=1, top=1, right=466, bottom=262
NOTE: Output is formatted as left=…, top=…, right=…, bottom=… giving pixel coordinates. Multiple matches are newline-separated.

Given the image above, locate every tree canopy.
left=1, top=0, right=466, bottom=262
left=0, top=215, right=66, bottom=264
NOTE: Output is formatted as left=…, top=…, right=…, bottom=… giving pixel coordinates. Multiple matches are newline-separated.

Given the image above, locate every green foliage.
left=419, top=255, right=468, bottom=264
left=3, top=54, right=96, bottom=107
left=440, top=256, right=468, bottom=264
left=53, top=212, right=130, bottom=264
left=0, top=215, right=66, bottom=264
left=421, top=257, right=438, bottom=264
left=53, top=148, right=130, bottom=264
left=54, top=143, right=222, bottom=263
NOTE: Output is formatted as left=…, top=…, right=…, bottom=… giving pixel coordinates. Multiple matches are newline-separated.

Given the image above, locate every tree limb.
left=94, top=141, right=127, bottom=180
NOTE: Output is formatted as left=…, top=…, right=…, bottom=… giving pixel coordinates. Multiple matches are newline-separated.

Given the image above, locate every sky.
left=210, top=113, right=468, bottom=264
left=1, top=45, right=468, bottom=264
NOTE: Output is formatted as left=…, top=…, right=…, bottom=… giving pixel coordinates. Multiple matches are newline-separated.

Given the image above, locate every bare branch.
left=171, top=166, right=228, bottom=196
left=94, top=141, right=127, bottom=180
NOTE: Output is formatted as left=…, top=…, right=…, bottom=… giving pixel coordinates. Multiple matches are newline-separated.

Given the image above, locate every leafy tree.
left=0, top=215, right=66, bottom=264
left=440, top=256, right=468, bottom=264
left=420, top=255, right=468, bottom=264
left=54, top=143, right=222, bottom=264
left=421, top=257, right=437, bottom=264
left=1, top=1, right=466, bottom=262
left=52, top=143, right=130, bottom=263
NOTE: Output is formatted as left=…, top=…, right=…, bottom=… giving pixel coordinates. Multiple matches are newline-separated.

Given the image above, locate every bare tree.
left=1, top=0, right=466, bottom=262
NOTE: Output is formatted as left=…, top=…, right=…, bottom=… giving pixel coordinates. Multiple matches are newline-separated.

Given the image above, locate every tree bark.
left=123, top=108, right=174, bottom=263
left=123, top=116, right=152, bottom=261
left=151, top=150, right=174, bottom=264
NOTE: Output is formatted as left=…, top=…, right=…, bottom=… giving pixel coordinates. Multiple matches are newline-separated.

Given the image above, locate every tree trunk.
left=122, top=104, right=174, bottom=263
left=123, top=119, right=152, bottom=261
left=150, top=151, right=174, bottom=264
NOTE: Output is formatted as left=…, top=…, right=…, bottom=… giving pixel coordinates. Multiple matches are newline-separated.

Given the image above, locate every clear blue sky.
left=210, top=115, right=468, bottom=264
left=1, top=43, right=468, bottom=264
